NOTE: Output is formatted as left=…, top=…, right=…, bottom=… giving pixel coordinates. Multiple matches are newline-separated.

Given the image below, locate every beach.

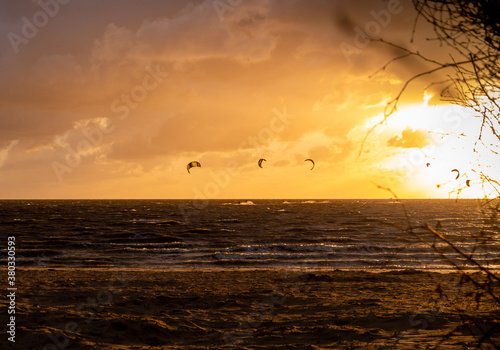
left=6, top=268, right=500, bottom=349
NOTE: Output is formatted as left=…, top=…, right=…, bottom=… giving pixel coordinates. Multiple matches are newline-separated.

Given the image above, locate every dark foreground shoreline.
left=3, top=268, right=500, bottom=349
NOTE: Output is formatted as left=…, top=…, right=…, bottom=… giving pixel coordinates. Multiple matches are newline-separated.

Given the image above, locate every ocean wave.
left=300, top=200, right=330, bottom=204
left=220, top=242, right=481, bottom=256
left=124, top=247, right=191, bottom=254
left=131, top=219, right=184, bottom=226
left=112, top=241, right=192, bottom=249
left=221, top=200, right=255, bottom=205
left=216, top=219, right=242, bottom=223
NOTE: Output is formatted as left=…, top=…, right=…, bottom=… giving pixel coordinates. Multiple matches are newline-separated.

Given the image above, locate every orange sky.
left=0, top=0, right=497, bottom=199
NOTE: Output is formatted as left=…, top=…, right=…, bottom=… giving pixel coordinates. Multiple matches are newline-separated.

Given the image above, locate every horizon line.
left=0, top=197, right=485, bottom=201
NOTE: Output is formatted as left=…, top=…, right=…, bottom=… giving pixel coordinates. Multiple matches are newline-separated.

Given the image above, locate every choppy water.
left=1, top=199, right=499, bottom=270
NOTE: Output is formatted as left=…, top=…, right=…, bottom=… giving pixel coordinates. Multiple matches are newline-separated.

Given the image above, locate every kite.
left=426, top=163, right=430, bottom=167
left=466, top=179, right=471, bottom=187
left=451, top=169, right=460, bottom=180
left=187, top=161, right=201, bottom=174
left=305, top=159, right=315, bottom=170
left=258, top=158, right=266, bottom=168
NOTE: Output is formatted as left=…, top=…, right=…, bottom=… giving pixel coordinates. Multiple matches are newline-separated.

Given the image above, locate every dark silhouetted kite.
left=187, top=161, right=201, bottom=174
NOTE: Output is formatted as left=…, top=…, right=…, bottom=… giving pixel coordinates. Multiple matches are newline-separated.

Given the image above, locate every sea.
left=1, top=199, right=499, bottom=270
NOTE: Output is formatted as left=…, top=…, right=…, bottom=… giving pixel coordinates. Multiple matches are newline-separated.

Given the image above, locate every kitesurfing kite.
left=258, top=158, right=266, bottom=168
left=426, top=163, right=430, bottom=167
left=305, top=159, right=315, bottom=170
left=187, top=161, right=201, bottom=174
left=451, top=169, right=460, bottom=180
left=466, top=179, right=471, bottom=187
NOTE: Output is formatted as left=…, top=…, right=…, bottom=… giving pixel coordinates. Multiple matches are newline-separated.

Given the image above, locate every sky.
left=0, top=0, right=498, bottom=199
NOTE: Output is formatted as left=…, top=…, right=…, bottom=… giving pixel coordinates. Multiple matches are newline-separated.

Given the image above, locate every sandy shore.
left=3, top=268, right=500, bottom=349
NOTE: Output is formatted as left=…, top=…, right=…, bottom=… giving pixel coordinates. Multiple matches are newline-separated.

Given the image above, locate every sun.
left=373, top=95, right=500, bottom=198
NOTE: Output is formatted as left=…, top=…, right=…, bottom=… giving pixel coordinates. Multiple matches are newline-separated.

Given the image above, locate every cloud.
left=35, top=53, right=83, bottom=85
left=0, top=140, right=19, bottom=168
left=386, top=127, right=430, bottom=149
left=0, top=0, right=458, bottom=198
left=91, top=24, right=135, bottom=67
left=91, top=0, right=276, bottom=66
left=313, top=93, right=336, bottom=111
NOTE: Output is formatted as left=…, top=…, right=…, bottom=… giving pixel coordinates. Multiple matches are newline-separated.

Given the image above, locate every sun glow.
left=371, top=96, right=500, bottom=198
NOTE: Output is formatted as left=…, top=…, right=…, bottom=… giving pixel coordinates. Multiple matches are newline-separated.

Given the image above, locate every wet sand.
left=4, top=268, right=500, bottom=349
